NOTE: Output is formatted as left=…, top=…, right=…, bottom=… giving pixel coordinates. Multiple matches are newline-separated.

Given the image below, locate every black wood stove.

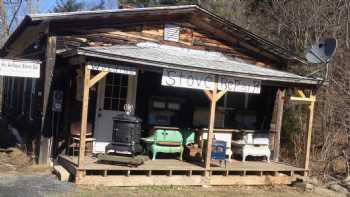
left=105, top=113, right=143, bottom=156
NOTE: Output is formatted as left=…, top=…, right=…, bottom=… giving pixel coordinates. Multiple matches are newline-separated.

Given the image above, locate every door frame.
left=93, top=70, right=138, bottom=153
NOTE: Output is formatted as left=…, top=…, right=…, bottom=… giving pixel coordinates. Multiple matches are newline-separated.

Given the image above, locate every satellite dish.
left=305, top=38, right=337, bottom=64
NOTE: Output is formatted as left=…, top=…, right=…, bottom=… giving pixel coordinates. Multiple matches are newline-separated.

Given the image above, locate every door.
left=93, top=72, right=138, bottom=153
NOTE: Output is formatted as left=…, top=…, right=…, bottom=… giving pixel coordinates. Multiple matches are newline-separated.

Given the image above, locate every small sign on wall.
left=52, top=90, right=64, bottom=112
left=88, top=62, right=137, bottom=75
left=161, top=69, right=261, bottom=94
left=0, top=59, right=40, bottom=78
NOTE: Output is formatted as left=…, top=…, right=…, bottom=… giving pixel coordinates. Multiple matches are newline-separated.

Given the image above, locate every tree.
left=53, top=0, right=106, bottom=12
left=118, top=0, right=197, bottom=8
left=0, top=0, right=9, bottom=40
left=53, top=0, right=84, bottom=12
left=196, top=0, right=350, bottom=177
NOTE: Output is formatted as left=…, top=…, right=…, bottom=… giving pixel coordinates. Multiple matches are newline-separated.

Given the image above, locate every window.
left=103, top=73, right=128, bottom=111
left=164, top=24, right=180, bottom=42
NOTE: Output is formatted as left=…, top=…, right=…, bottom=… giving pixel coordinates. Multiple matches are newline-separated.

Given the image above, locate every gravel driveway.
left=0, top=175, right=75, bottom=197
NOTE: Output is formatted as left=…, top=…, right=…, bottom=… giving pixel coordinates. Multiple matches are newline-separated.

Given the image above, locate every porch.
left=54, top=42, right=318, bottom=186
left=59, top=154, right=306, bottom=186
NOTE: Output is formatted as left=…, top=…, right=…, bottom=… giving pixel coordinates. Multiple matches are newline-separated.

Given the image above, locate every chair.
left=69, top=121, right=95, bottom=156
left=142, top=127, right=184, bottom=160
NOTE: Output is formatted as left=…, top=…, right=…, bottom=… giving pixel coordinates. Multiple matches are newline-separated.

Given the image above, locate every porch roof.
left=61, top=42, right=322, bottom=87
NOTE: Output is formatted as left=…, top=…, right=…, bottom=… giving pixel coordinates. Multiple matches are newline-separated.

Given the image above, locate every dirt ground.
left=54, top=185, right=343, bottom=197
left=0, top=148, right=51, bottom=175
left=0, top=148, right=75, bottom=197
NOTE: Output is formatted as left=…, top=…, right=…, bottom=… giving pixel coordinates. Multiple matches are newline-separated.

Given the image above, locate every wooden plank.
left=296, top=89, right=306, bottom=98
left=105, top=31, right=159, bottom=42
left=215, top=90, right=227, bottom=102
left=78, top=66, right=91, bottom=169
left=290, top=96, right=316, bottom=102
left=38, top=34, right=57, bottom=165
left=76, top=175, right=296, bottom=186
left=89, top=70, right=108, bottom=88
left=58, top=155, right=77, bottom=176
left=210, top=176, right=296, bottom=186
left=273, top=89, right=285, bottom=161
left=200, top=128, right=240, bottom=133
left=78, top=175, right=209, bottom=186
left=205, top=78, right=218, bottom=171
left=59, top=155, right=305, bottom=172
left=189, top=17, right=284, bottom=64
left=188, top=170, right=192, bottom=176
left=304, top=95, right=316, bottom=170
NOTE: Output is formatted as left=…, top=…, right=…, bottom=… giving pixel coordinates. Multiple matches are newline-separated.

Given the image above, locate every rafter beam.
left=215, top=90, right=227, bottom=102
left=296, top=89, right=306, bottom=98
left=290, top=96, right=316, bottom=102
left=89, top=70, right=108, bottom=88
left=203, top=90, right=213, bottom=101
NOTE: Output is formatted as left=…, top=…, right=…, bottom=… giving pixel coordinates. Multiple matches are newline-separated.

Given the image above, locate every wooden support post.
left=204, top=83, right=217, bottom=171
left=304, top=94, right=316, bottom=170
left=78, top=66, right=91, bottom=169
left=203, top=76, right=227, bottom=174
left=273, top=89, right=285, bottom=161
left=188, top=170, right=192, bottom=176
left=38, top=34, right=57, bottom=165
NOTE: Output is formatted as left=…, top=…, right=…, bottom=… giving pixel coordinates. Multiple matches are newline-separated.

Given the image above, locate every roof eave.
left=59, top=48, right=320, bottom=88
left=1, top=15, right=32, bottom=54
left=29, top=5, right=198, bottom=22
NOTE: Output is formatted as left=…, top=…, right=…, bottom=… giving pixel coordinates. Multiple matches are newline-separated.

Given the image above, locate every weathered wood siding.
left=58, top=22, right=274, bottom=68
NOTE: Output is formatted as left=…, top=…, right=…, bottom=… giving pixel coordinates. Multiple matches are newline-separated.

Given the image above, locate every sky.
left=38, top=0, right=118, bottom=13
left=5, top=0, right=118, bottom=32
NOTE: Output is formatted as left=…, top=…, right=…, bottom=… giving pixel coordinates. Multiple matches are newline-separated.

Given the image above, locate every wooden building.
left=0, top=5, right=320, bottom=186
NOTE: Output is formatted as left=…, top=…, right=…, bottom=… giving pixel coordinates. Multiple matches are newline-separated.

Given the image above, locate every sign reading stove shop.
left=161, top=69, right=261, bottom=94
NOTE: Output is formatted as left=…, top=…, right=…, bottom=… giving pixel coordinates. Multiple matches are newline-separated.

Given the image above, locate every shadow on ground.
left=0, top=175, right=75, bottom=197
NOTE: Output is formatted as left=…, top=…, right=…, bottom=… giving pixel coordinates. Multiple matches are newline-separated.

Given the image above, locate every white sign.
left=161, top=69, right=215, bottom=90
left=0, top=59, right=40, bottom=78
left=162, top=69, right=261, bottom=94
left=218, top=76, right=261, bottom=94
left=88, top=62, right=137, bottom=75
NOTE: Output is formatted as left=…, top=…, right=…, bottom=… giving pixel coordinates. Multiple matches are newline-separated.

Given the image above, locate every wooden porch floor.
left=58, top=154, right=306, bottom=186
left=59, top=154, right=304, bottom=172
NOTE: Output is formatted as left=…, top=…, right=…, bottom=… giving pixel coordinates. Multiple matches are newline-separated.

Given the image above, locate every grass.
left=54, top=185, right=331, bottom=197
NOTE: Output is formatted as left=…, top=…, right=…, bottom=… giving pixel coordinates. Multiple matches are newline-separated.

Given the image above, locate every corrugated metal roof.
left=69, top=42, right=320, bottom=86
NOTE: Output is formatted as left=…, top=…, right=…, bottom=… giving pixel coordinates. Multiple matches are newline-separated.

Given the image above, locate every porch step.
left=54, top=165, right=71, bottom=182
